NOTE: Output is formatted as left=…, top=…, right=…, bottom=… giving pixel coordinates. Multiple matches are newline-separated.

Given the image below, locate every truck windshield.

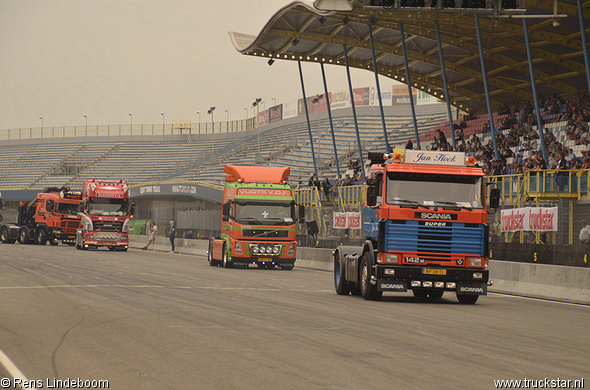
left=56, top=202, right=80, bottom=215
left=234, top=202, right=294, bottom=225
left=88, top=198, right=129, bottom=216
left=385, top=172, right=484, bottom=209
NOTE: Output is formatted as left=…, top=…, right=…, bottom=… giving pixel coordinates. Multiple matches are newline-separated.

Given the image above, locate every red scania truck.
left=208, top=164, right=302, bottom=270
left=333, top=150, right=499, bottom=304
left=76, top=179, right=134, bottom=251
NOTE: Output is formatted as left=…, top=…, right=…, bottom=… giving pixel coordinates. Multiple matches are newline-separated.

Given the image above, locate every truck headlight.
left=122, top=218, right=129, bottom=233
left=82, top=215, right=93, bottom=231
left=272, top=245, right=281, bottom=255
left=468, top=258, right=483, bottom=267
left=384, top=254, right=399, bottom=264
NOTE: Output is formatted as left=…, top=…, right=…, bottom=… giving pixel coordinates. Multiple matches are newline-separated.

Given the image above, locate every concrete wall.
left=129, top=235, right=590, bottom=305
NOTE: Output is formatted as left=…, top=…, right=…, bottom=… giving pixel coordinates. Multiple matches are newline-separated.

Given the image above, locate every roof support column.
left=474, top=13, right=499, bottom=161
left=399, top=23, right=421, bottom=151
left=298, top=61, right=319, bottom=179
left=368, top=24, right=390, bottom=153
left=577, top=0, right=590, bottom=96
left=435, top=21, right=456, bottom=151
left=320, top=62, right=341, bottom=177
left=343, top=44, right=366, bottom=182
left=523, top=18, right=548, bottom=162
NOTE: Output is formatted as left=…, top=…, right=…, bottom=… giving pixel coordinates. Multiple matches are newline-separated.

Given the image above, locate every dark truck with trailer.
left=0, top=187, right=82, bottom=245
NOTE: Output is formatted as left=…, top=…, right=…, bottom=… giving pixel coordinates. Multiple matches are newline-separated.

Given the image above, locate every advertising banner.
left=500, top=207, right=558, bottom=232
left=369, top=86, right=393, bottom=107
left=333, top=212, right=362, bottom=229
left=329, top=90, right=350, bottom=110
left=269, top=104, right=283, bottom=123
left=392, top=85, right=416, bottom=106
left=257, top=110, right=266, bottom=127
left=283, top=100, right=298, bottom=119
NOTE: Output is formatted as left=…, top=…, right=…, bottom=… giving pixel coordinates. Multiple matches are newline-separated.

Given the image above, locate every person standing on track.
left=169, top=220, right=176, bottom=253
left=143, top=221, right=157, bottom=250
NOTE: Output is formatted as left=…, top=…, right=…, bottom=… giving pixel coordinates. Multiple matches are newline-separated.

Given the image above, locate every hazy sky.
left=0, top=0, right=388, bottom=129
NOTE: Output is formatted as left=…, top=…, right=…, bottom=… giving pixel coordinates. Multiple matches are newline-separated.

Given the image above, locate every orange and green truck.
left=208, top=164, right=302, bottom=270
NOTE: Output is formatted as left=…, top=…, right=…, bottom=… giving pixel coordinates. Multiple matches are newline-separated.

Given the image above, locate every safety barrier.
left=129, top=235, right=590, bottom=304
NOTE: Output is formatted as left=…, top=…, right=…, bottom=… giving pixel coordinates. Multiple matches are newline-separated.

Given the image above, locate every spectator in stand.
left=405, top=139, right=414, bottom=150
left=579, top=219, right=590, bottom=245
left=544, top=128, right=556, bottom=145
left=308, top=173, right=316, bottom=187
left=565, top=148, right=576, bottom=164
left=455, top=128, right=464, bottom=143
left=582, top=157, right=590, bottom=169
left=322, top=177, right=333, bottom=201
left=583, top=140, right=590, bottom=157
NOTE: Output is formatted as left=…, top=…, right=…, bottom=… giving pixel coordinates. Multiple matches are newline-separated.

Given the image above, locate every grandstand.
left=0, top=104, right=448, bottom=191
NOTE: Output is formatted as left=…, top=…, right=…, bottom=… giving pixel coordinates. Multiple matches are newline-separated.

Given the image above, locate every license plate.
left=259, top=258, right=272, bottom=262
left=423, top=269, right=447, bottom=275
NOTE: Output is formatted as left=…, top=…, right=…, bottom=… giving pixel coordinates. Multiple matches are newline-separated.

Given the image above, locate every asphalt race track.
left=0, top=244, right=588, bottom=390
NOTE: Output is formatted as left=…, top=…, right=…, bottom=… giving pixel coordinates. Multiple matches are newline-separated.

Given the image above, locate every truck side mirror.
left=222, top=215, right=229, bottom=222
left=46, top=200, right=54, bottom=212
left=298, top=205, right=305, bottom=222
left=366, top=186, right=377, bottom=207
left=222, top=202, right=230, bottom=217
left=489, top=188, right=500, bottom=209
left=130, top=202, right=136, bottom=216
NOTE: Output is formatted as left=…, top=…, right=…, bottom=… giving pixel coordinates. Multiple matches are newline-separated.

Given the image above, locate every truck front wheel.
left=360, top=252, right=382, bottom=301
left=222, top=244, right=232, bottom=268
left=334, top=253, right=350, bottom=295
left=35, top=229, right=48, bottom=245
left=208, top=240, right=220, bottom=266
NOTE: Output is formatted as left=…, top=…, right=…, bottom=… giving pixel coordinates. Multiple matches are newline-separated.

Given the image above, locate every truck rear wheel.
left=1, top=226, right=15, bottom=244
left=360, top=252, right=382, bottom=301
left=457, top=294, right=479, bottom=304
left=334, top=253, right=350, bottom=295
left=35, top=229, right=48, bottom=245
left=18, top=228, right=29, bottom=244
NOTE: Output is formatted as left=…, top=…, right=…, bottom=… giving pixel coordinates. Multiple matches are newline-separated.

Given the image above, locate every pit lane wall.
left=129, top=236, right=590, bottom=305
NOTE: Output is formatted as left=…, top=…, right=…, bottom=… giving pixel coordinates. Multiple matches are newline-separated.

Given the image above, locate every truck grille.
left=242, top=229, right=289, bottom=238
left=59, top=219, right=80, bottom=234
left=383, top=220, right=485, bottom=257
left=93, top=221, right=123, bottom=232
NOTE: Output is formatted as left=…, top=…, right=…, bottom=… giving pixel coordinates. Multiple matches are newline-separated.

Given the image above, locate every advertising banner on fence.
left=268, top=104, right=283, bottom=123
left=500, top=207, right=558, bottom=232
left=333, top=212, right=362, bottom=229
left=283, top=100, right=298, bottom=119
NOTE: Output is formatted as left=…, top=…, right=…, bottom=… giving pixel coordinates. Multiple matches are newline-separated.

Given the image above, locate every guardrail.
left=0, top=119, right=256, bottom=140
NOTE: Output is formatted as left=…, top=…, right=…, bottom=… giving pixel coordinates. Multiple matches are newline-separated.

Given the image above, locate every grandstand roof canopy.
left=229, top=0, right=590, bottom=114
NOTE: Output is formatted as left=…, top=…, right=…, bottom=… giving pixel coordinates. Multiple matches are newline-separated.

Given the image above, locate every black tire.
left=18, top=228, right=29, bottom=244
left=334, top=253, right=350, bottom=295
left=412, top=289, right=428, bottom=298
left=208, top=241, right=219, bottom=266
left=1, top=226, right=15, bottom=244
left=360, top=252, right=382, bottom=301
left=35, top=229, right=48, bottom=245
left=222, top=244, right=232, bottom=268
left=457, top=294, right=479, bottom=304
left=428, top=290, right=444, bottom=299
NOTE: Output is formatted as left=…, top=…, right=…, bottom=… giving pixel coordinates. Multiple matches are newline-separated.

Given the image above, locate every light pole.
left=84, top=114, right=87, bottom=136
left=225, top=109, right=229, bottom=121
left=161, top=112, right=165, bottom=133
left=129, top=113, right=132, bottom=129
left=39, top=116, right=43, bottom=129
left=243, top=107, right=248, bottom=119
left=197, top=111, right=201, bottom=122
left=252, top=98, right=262, bottom=156
left=272, top=97, right=276, bottom=106
left=312, top=94, right=323, bottom=162
left=208, top=106, right=215, bottom=159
